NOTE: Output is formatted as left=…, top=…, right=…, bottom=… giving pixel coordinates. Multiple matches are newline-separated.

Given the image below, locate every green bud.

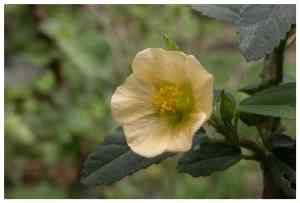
left=220, top=90, right=236, bottom=123
left=162, top=33, right=180, bottom=51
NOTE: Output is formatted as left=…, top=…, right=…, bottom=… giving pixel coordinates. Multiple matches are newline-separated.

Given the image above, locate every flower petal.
left=123, top=115, right=171, bottom=158
left=166, top=112, right=207, bottom=152
left=193, top=76, right=214, bottom=117
left=111, top=74, right=155, bottom=124
left=132, top=48, right=187, bottom=86
left=184, top=55, right=214, bottom=117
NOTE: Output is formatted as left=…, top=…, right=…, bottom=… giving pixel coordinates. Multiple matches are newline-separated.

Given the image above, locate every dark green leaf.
left=81, top=128, right=173, bottom=186
left=239, top=81, right=271, bottom=95
left=238, top=83, right=295, bottom=119
left=193, top=5, right=296, bottom=61
left=239, top=112, right=266, bottom=126
left=264, top=155, right=295, bottom=198
left=177, top=143, right=242, bottom=177
left=239, top=105, right=295, bottom=119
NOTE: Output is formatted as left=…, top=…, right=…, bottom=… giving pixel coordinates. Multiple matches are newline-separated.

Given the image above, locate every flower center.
left=152, top=83, right=193, bottom=124
left=152, top=85, right=183, bottom=113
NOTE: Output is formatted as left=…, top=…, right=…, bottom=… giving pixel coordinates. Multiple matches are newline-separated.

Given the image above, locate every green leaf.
left=177, top=143, right=242, bottom=177
left=193, top=5, right=295, bottom=61
left=239, top=105, right=295, bottom=119
left=239, top=81, right=271, bottom=95
left=238, top=83, right=295, bottom=119
left=162, top=33, right=180, bottom=51
left=239, top=112, right=266, bottom=126
left=81, top=128, right=173, bottom=186
left=264, top=155, right=296, bottom=198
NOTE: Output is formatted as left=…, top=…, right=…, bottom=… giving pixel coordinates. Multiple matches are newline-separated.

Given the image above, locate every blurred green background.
left=4, top=5, right=295, bottom=198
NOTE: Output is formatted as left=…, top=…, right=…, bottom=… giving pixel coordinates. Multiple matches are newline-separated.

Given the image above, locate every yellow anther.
left=152, top=84, right=183, bottom=114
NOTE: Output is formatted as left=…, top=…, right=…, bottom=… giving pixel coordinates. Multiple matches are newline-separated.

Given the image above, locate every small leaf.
left=193, top=5, right=296, bottom=61
left=238, top=83, right=295, bottom=119
left=162, top=33, right=180, bottom=51
left=264, top=155, right=296, bottom=198
left=177, top=143, right=242, bottom=177
left=220, top=90, right=236, bottom=122
left=81, top=128, right=173, bottom=186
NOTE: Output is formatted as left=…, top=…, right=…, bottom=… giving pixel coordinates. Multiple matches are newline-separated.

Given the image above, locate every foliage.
left=81, top=128, right=173, bottom=186
left=193, top=5, right=296, bottom=61
left=81, top=4, right=296, bottom=198
left=238, top=82, right=296, bottom=119
left=177, top=143, right=242, bottom=177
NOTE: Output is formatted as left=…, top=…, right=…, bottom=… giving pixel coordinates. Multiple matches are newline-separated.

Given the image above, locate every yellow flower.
left=111, top=48, right=213, bottom=158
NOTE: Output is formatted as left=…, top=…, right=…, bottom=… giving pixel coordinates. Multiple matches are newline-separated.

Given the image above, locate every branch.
left=239, top=139, right=265, bottom=160
left=259, top=25, right=292, bottom=199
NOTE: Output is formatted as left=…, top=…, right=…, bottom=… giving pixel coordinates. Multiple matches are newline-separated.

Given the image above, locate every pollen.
left=152, top=85, right=183, bottom=114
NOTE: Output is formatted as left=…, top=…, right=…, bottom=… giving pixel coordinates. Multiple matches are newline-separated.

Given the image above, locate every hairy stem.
left=259, top=28, right=292, bottom=199
left=239, top=139, right=265, bottom=159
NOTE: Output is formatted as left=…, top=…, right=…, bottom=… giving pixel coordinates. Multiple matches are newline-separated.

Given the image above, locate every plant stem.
left=261, top=37, right=286, bottom=86
left=259, top=28, right=292, bottom=199
left=239, top=139, right=265, bottom=159
left=241, top=154, right=258, bottom=161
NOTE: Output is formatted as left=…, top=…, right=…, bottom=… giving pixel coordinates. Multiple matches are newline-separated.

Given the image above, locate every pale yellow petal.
left=195, top=76, right=214, bottom=117
left=166, top=112, right=207, bottom=152
left=123, top=115, right=171, bottom=158
left=184, top=55, right=214, bottom=117
left=132, top=48, right=187, bottom=86
left=111, top=74, right=155, bottom=124
left=184, top=55, right=213, bottom=85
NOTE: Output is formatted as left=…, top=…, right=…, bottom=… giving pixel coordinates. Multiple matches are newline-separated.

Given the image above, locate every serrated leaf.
left=193, top=5, right=296, bottom=61
left=264, top=155, right=296, bottom=198
left=238, top=82, right=295, bottom=119
left=81, top=128, right=173, bottom=186
left=177, top=143, right=242, bottom=177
